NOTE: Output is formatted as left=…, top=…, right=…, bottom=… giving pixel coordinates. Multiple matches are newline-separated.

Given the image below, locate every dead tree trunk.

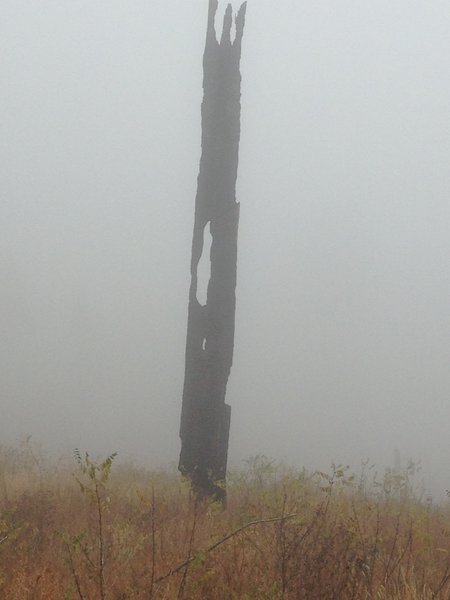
left=179, top=0, right=247, bottom=500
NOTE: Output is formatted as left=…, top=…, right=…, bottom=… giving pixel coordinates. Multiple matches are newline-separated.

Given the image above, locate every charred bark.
left=179, top=0, right=247, bottom=500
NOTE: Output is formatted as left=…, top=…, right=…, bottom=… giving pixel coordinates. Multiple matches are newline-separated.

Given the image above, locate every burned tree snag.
left=179, top=0, right=247, bottom=500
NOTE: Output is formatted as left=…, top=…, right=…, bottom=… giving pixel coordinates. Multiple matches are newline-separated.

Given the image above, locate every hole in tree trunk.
left=196, top=222, right=212, bottom=307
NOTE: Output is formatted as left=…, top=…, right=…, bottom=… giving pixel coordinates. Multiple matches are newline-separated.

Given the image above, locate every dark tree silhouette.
left=179, top=0, right=247, bottom=500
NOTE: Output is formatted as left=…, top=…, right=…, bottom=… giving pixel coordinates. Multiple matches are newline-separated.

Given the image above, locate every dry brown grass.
left=1, top=443, right=450, bottom=599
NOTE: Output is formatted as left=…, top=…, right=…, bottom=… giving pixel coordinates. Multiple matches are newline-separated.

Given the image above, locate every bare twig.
left=177, top=497, right=200, bottom=599
left=384, top=513, right=401, bottom=583
left=148, top=485, right=156, bottom=600
left=65, top=544, right=86, bottom=600
left=276, top=490, right=289, bottom=597
left=0, top=535, right=8, bottom=545
left=154, top=513, right=298, bottom=585
left=95, top=482, right=106, bottom=600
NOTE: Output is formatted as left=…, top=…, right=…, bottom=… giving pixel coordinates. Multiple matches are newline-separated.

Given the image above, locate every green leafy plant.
left=68, top=449, right=117, bottom=600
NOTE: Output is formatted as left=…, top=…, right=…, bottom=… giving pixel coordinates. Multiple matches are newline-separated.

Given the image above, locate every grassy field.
left=1, top=441, right=450, bottom=599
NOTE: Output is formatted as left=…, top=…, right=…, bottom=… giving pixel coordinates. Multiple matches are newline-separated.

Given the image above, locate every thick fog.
left=2, top=0, right=450, bottom=492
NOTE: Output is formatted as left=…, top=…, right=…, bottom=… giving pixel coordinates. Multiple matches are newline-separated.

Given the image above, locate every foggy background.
left=2, top=1, right=450, bottom=493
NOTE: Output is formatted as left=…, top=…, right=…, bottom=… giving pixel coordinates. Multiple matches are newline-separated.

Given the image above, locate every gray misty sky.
left=2, top=1, right=450, bottom=491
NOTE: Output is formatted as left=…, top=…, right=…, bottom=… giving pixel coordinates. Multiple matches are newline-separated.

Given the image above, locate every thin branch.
left=177, top=498, right=200, bottom=599
left=65, top=544, right=86, bottom=600
left=95, top=482, right=106, bottom=600
left=148, top=485, right=156, bottom=600
left=154, top=513, right=297, bottom=585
